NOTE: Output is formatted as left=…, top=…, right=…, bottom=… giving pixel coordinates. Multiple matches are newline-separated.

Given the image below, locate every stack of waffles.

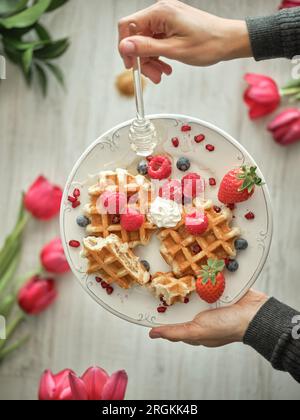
left=82, top=170, right=241, bottom=305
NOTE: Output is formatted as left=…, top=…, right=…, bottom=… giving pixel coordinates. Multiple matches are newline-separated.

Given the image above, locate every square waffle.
left=83, top=235, right=151, bottom=289
left=158, top=201, right=241, bottom=277
left=85, top=169, right=157, bottom=247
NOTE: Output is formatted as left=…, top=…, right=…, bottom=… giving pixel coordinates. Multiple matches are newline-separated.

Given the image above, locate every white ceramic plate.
left=60, top=114, right=273, bottom=328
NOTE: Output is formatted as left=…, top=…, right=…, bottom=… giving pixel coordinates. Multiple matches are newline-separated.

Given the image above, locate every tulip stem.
left=280, top=87, right=300, bottom=96
left=0, top=250, right=21, bottom=297
left=0, top=335, right=30, bottom=363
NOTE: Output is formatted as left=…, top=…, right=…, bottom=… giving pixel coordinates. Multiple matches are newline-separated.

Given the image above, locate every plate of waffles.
left=60, top=114, right=273, bottom=327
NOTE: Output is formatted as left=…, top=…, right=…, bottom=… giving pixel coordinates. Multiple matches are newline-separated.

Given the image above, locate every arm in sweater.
left=247, top=8, right=300, bottom=60
left=244, top=298, right=300, bottom=383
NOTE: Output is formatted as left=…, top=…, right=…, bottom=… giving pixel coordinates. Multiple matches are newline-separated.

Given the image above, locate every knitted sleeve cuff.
left=243, top=297, right=298, bottom=362
left=246, top=8, right=300, bottom=61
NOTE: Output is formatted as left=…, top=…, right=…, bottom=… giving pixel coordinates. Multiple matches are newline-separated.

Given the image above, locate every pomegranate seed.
left=157, top=306, right=167, bottom=313
left=69, top=240, right=80, bottom=248
left=245, top=211, right=255, bottom=220
left=68, top=195, right=77, bottom=203
left=95, top=277, right=102, bottom=283
left=101, top=281, right=108, bottom=289
left=206, top=144, right=215, bottom=152
left=224, top=258, right=230, bottom=267
left=181, top=125, right=191, bottom=132
left=184, top=297, right=190, bottom=304
left=194, top=134, right=205, bottom=143
left=106, top=286, right=114, bottom=295
left=73, top=188, right=81, bottom=198
left=111, top=215, right=121, bottom=224
left=214, top=206, right=222, bottom=213
left=209, top=178, right=216, bottom=186
left=227, top=203, right=236, bottom=211
left=72, top=200, right=81, bottom=209
left=172, top=137, right=179, bottom=148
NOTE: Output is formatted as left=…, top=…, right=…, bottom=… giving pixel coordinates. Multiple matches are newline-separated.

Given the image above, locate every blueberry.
left=226, top=259, right=239, bottom=272
left=235, top=238, right=248, bottom=251
left=76, top=215, right=90, bottom=228
left=137, top=160, right=148, bottom=175
left=141, top=260, right=150, bottom=271
left=177, top=157, right=191, bottom=172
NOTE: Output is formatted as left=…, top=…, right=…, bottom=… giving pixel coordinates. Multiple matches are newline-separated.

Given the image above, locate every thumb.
left=119, top=35, right=176, bottom=59
left=149, top=322, right=199, bottom=342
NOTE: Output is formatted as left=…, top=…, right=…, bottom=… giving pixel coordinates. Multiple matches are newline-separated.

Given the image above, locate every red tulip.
left=279, top=0, right=300, bottom=9
left=69, top=367, right=128, bottom=400
left=244, top=73, right=281, bottom=119
left=39, top=367, right=128, bottom=400
left=40, top=238, right=70, bottom=274
left=267, top=108, right=300, bottom=145
left=24, top=176, right=62, bottom=220
left=39, top=369, right=74, bottom=400
left=18, top=276, right=57, bottom=315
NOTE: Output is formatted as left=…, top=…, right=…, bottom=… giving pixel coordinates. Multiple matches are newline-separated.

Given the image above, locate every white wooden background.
left=0, top=0, right=299, bottom=400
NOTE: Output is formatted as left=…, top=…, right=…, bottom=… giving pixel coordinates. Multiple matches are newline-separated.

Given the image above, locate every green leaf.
left=45, top=61, right=64, bottom=87
left=0, top=0, right=28, bottom=17
left=3, top=36, right=50, bottom=51
left=34, top=23, right=51, bottom=41
left=47, top=0, right=69, bottom=12
left=0, top=249, right=21, bottom=296
left=22, top=47, right=33, bottom=73
left=0, top=0, right=51, bottom=29
left=282, top=79, right=300, bottom=90
left=35, top=62, right=48, bottom=96
left=34, top=37, right=69, bottom=59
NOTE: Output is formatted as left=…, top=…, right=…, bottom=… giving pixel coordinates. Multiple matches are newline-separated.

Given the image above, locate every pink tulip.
left=279, top=0, right=300, bottom=9
left=267, top=108, right=300, bottom=145
left=38, top=367, right=128, bottom=400
left=40, top=238, right=70, bottom=274
left=18, top=276, right=58, bottom=315
left=244, top=73, right=281, bottom=119
left=69, top=367, right=128, bottom=400
left=39, top=369, right=74, bottom=400
left=24, top=176, right=63, bottom=221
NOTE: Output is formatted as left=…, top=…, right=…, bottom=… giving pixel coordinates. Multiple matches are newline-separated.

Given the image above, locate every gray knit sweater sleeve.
left=244, top=298, right=300, bottom=383
left=246, top=8, right=300, bottom=60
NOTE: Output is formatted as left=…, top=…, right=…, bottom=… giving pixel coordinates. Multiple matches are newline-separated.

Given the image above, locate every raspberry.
left=148, top=155, right=172, bottom=180
left=185, top=212, right=209, bottom=235
left=121, top=208, right=145, bottom=232
left=182, top=173, right=204, bottom=198
left=100, top=191, right=127, bottom=214
left=159, top=179, right=182, bottom=202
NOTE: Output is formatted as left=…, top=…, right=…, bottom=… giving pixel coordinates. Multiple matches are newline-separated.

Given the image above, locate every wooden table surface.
left=0, top=0, right=299, bottom=400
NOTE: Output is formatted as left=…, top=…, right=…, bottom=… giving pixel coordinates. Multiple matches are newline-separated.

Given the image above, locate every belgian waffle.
left=158, top=201, right=240, bottom=277
left=84, top=169, right=157, bottom=247
left=149, top=272, right=196, bottom=306
left=83, top=235, right=151, bottom=289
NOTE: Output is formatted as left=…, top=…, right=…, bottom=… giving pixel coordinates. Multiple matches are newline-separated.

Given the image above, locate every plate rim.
left=60, top=113, right=273, bottom=328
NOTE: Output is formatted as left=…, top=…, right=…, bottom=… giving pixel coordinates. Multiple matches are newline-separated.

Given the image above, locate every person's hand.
left=118, top=0, right=251, bottom=83
left=149, top=290, right=268, bottom=347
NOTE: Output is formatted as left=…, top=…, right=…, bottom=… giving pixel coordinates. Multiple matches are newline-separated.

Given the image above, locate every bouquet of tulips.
left=244, top=74, right=300, bottom=146
left=0, top=176, right=69, bottom=361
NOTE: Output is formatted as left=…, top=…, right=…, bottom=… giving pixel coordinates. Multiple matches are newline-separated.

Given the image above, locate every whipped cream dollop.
left=148, top=197, right=182, bottom=228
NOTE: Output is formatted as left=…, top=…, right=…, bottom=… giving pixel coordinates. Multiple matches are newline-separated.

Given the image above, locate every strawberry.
left=218, top=166, right=263, bottom=204
left=196, top=259, right=226, bottom=304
